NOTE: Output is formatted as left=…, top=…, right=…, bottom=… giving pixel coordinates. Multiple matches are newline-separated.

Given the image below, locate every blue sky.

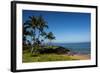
left=23, top=10, right=91, bottom=43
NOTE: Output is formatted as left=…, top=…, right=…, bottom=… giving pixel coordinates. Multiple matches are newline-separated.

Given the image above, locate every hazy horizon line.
left=44, top=41, right=91, bottom=44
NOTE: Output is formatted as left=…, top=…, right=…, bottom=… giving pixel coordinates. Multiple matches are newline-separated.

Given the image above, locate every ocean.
left=50, top=42, right=91, bottom=54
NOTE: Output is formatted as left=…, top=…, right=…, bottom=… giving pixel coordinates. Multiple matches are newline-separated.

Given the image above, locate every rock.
left=39, top=46, right=70, bottom=54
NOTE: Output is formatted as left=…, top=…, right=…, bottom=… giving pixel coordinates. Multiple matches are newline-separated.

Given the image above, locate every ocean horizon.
left=48, top=42, right=91, bottom=54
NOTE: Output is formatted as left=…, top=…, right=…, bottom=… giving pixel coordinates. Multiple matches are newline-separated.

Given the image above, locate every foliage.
left=23, top=15, right=55, bottom=54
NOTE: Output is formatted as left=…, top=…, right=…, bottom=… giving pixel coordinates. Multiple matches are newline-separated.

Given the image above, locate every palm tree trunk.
left=31, top=28, right=36, bottom=54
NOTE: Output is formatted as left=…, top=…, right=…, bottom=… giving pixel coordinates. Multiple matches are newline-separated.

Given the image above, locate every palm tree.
left=26, top=16, right=38, bottom=42
left=37, top=15, right=48, bottom=42
left=23, top=15, right=48, bottom=53
left=40, top=31, right=47, bottom=46
left=46, top=32, right=55, bottom=46
left=23, top=16, right=38, bottom=53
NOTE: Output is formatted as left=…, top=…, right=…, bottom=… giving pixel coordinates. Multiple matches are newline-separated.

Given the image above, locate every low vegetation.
left=23, top=46, right=78, bottom=62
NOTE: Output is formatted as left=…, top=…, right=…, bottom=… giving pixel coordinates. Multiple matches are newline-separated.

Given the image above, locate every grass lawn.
left=22, top=52, right=77, bottom=63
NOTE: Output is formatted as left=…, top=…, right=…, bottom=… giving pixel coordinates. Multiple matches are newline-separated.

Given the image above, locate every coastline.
left=64, top=54, right=90, bottom=60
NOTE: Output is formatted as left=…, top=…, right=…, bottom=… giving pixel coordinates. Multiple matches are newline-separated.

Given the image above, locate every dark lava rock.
left=39, top=46, right=70, bottom=54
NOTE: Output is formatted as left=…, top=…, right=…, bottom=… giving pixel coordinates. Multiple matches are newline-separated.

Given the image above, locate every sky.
left=23, top=10, right=91, bottom=43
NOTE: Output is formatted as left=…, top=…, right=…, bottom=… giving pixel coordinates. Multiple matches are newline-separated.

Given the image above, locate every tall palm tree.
left=23, top=16, right=38, bottom=53
left=37, top=15, right=48, bottom=42
left=23, top=15, right=48, bottom=53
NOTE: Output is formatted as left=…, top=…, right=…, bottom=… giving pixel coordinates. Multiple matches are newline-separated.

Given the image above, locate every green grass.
left=22, top=45, right=77, bottom=63
left=22, top=52, right=76, bottom=63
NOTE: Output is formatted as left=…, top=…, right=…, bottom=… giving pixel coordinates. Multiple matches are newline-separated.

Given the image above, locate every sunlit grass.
left=22, top=52, right=77, bottom=63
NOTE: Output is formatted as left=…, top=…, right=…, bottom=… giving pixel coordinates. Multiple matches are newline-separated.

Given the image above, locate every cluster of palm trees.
left=23, top=15, right=55, bottom=54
